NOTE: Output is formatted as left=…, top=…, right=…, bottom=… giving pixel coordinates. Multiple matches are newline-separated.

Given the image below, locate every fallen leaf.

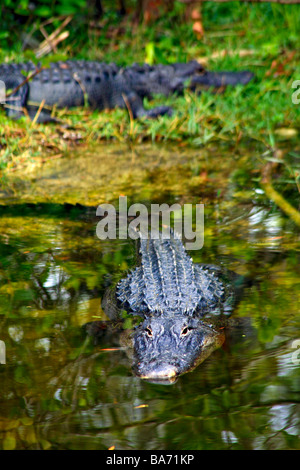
left=193, top=21, right=204, bottom=39
left=191, top=8, right=201, bottom=20
left=275, top=128, right=298, bottom=138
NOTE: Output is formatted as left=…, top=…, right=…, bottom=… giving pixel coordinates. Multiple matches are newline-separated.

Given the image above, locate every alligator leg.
left=0, top=66, right=57, bottom=122
left=1, top=72, right=29, bottom=119
left=139, top=105, right=173, bottom=119
left=26, top=105, right=59, bottom=123
left=121, top=91, right=173, bottom=119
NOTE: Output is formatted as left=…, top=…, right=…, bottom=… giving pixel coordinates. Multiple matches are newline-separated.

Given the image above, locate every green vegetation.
left=0, top=2, right=299, bottom=169
left=0, top=2, right=299, bottom=451
left=1, top=1, right=299, bottom=225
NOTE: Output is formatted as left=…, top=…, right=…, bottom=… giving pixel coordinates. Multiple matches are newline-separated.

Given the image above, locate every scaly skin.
left=0, top=60, right=254, bottom=122
left=116, top=231, right=236, bottom=382
left=117, top=230, right=225, bottom=316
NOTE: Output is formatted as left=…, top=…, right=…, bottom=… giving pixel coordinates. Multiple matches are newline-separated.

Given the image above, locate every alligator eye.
left=181, top=326, right=192, bottom=336
left=145, top=326, right=153, bottom=337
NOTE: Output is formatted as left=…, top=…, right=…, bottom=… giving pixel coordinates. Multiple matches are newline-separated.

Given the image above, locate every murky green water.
left=0, top=144, right=299, bottom=450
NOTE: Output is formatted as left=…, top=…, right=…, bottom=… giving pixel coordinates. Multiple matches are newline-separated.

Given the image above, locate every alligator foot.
left=144, top=105, right=173, bottom=119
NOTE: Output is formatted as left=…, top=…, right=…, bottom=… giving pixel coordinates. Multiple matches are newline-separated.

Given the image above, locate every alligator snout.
left=137, top=362, right=178, bottom=380
left=134, top=356, right=181, bottom=384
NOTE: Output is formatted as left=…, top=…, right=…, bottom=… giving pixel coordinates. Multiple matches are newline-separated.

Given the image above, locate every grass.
left=0, top=2, right=299, bottom=175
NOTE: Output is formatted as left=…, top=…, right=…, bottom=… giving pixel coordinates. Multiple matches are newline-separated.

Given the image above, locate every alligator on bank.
left=0, top=60, right=254, bottom=122
left=86, top=230, right=242, bottom=383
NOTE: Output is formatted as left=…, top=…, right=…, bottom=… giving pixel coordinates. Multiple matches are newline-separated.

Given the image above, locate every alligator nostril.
left=139, top=365, right=177, bottom=380
left=145, top=326, right=153, bottom=337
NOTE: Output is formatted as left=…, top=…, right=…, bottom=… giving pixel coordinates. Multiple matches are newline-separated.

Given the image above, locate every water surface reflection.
left=0, top=144, right=299, bottom=450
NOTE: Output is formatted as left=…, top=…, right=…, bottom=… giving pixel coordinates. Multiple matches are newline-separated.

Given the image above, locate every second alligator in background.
left=0, top=60, right=254, bottom=122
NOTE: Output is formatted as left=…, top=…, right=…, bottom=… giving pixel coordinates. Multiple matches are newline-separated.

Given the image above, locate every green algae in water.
left=0, top=144, right=299, bottom=450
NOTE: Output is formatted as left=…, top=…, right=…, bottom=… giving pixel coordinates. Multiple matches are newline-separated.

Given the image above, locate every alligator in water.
left=86, top=230, right=243, bottom=383
left=0, top=60, right=254, bottom=122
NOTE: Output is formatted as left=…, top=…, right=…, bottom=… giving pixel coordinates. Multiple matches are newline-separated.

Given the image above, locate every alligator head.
left=131, top=314, right=225, bottom=384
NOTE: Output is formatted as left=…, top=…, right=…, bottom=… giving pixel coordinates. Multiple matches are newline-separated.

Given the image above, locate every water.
left=0, top=143, right=299, bottom=450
